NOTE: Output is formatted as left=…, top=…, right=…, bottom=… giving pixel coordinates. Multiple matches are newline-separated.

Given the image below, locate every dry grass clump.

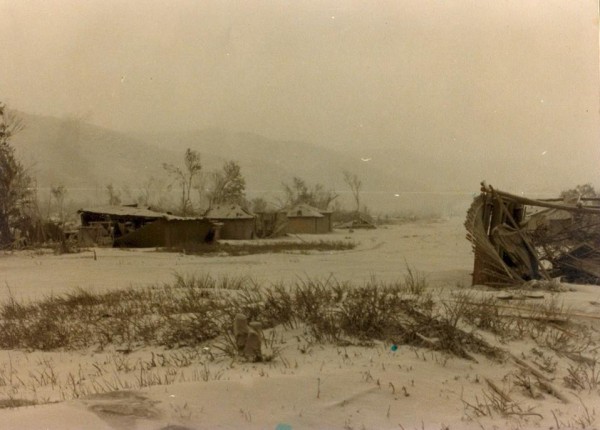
left=0, top=270, right=502, bottom=361
left=35, top=265, right=600, bottom=373
left=564, top=362, right=600, bottom=392
left=445, top=291, right=518, bottom=339
left=441, top=290, right=584, bottom=349
left=0, top=274, right=250, bottom=350
left=3, top=267, right=590, bottom=370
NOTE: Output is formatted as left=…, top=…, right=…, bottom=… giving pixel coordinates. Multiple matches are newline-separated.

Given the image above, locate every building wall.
left=287, top=217, right=319, bottom=234
left=78, top=225, right=109, bottom=246
left=316, top=213, right=332, bottom=233
left=114, top=220, right=165, bottom=247
left=164, top=220, right=217, bottom=246
left=114, top=219, right=216, bottom=247
left=215, top=218, right=255, bottom=240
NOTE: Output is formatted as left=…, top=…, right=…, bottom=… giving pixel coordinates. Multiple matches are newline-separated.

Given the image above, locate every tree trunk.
left=0, top=213, right=12, bottom=246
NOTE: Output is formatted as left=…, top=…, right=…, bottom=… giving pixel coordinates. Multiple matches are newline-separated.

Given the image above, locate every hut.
left=77, top=205, right=219, bottom=247
left=204, top=204, right=256, bottom=240
left=286, top=204, right=332, bottom=234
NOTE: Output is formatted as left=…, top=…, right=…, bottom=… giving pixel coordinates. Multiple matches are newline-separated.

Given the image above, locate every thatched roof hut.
left=286, top=204, right=332, bottom=234
left=204, top=204, right=256, bottom=240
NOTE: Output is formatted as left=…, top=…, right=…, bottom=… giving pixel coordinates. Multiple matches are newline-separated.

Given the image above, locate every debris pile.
left=465, top=182, right=600, bottom=286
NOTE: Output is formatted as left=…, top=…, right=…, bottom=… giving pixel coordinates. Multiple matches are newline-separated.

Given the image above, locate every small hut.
left=254, top=210, right=288, bottom=238
left=77, top=206, right=219, bottom=247
left=204, top=204, right=256, bottom=240
left=286, top=204, right=332, bottom=234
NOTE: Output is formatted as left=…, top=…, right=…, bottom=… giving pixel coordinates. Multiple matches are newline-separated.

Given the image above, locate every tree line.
left=4, top=101, right=596, bottom=248
left=0, top=104, right=369, bottom=247
left=157, top=148, right=365, bottom=217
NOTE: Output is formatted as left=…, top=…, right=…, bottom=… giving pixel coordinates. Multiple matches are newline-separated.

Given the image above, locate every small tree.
left=282, top=177, right=310, bottom=207
left=163, top=148, right=202, bottom=215
left=250, top=197, right=268, bottom=213
left=137, top=176, right=159, bottom=207
left=50, top=185, right=67, bottom=224
left=0, top=103, right=33, bottom=246
left=208, top=160, right=246, bottom=207
left=281, top=177, right=337, bottom=210
left=343, top=170, right=362, bottom=213
left=106, top=184, right=121, bottom=205
left=560, top=184, right=598, bottom=204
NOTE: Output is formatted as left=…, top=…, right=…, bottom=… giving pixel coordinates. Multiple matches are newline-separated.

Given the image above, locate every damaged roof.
left=78, top=206, right=210, bottom=221
left=204, top=204, right=255, bottom=219
left=78, top=205, right=167, bottom=219
left=286, top=204, right=324, bottom=218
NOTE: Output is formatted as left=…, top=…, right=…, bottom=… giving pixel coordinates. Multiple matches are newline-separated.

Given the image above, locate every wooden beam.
left=490, top=189, right=600, bottom=215
left=491, top=188, right=550, bottom=280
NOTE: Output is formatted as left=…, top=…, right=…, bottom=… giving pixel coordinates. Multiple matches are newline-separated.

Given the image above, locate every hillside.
left=12, top=112, right=180, bottom=203
left=12, top=110, right=584, bottom=216
left=10, top=112, right=424, bottom=212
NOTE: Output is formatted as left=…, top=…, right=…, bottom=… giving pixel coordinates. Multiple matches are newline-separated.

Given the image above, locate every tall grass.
left=0, top=272, right=502, bottom=360
left=2, top=269, right=587, bottom=367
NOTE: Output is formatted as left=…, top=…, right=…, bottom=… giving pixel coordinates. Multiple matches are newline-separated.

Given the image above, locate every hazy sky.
left=1, top=0, right=599, bottom=189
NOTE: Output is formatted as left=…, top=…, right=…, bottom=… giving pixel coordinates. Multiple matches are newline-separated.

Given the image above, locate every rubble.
left=465, top=182, right=600, bottom=286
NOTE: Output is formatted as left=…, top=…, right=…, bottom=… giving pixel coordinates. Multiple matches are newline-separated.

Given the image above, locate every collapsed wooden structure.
left=465, top=182, right=600, bottom=286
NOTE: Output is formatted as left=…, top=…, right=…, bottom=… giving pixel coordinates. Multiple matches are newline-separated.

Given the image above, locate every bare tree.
left=560, top=184, right=598, bottom=204
left=163, top=148, right=202, bottom=215
left=106, top=183, right=121, bottom=205
left=343, top=170, right=362, bottom=213
left=250, top=197, right=268, bottom=213
left=50, top=185, right=67, bottom=223
left=0, top=103, right=32, bottom=246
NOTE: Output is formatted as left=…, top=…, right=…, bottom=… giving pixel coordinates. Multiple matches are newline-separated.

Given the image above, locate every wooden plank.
left=491, top=189, right=600, bottom=215
left=492, top=189, right=550, bottom=280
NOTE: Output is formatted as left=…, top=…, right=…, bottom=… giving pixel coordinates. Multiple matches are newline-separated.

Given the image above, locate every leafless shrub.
left=0, top=272, right=502, bottom=362
left=461, top=386, right=542, bottom=421
left=564, top=360, right=600, bottom=392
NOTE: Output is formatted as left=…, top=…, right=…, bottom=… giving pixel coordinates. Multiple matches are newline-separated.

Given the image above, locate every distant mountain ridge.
left=10, top=112, right=417, bottom=211
left=11, top=111, right=582, bottom=215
